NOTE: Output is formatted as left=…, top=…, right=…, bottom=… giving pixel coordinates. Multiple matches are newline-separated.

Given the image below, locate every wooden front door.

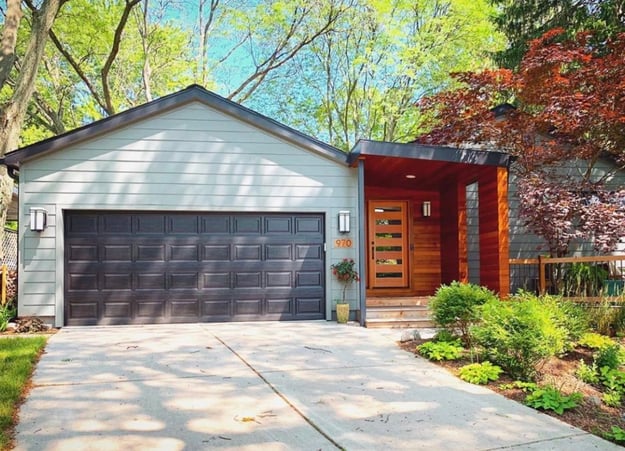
left=367, top=201, right=409, bottom=288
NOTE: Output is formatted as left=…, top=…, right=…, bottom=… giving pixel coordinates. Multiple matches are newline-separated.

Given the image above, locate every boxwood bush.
left=429, top=282, right=498, bottom=346
left=471, top=293, right=578, bottom=381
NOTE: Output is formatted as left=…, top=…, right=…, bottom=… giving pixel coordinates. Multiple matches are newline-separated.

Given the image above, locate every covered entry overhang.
left=348, top=140, right=513, bottom=324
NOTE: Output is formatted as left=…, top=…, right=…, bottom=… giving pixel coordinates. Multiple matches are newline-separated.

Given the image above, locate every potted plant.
left=331, top=258, right=359, bottom=323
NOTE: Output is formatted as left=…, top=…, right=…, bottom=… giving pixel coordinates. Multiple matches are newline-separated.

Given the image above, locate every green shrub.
left=417, top=340, right=463, bottom=361
left=605, top=426, right=625, bottom=443
left=584, top=300, right=625, bottom=336
left=599, top=367, right=625, bottom=394
left=432, top=329, right=458, bottom=343
left=576, top=360, right=599, bottom=384
left=602, top=391, right=622, bottom=407
left=564, top=262, right=608, bottom=297
left=595, top=344, right=625, bottom=371
left=499, top=381, right=538, bottom=392
left=471, top=295, right=570, bottom=380
left=578, top=332, right=616, bottom=350
left=430, top=282, right=497, bottom=346
left=458, top=361, right=502, bottom=385
left=0, top=304, right=16, bottom=332
left=524, top=386, right=583, bottom=415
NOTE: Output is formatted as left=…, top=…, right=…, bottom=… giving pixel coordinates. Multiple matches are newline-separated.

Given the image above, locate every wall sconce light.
left=422, top=201, right=431, bottom=218
left=30, top=207, right=48, bottom=232
left=338, top=210, right=350, bottom=233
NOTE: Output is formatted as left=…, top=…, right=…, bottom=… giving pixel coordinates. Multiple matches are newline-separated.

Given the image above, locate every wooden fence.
left=509, top=255, right=625, bottom=300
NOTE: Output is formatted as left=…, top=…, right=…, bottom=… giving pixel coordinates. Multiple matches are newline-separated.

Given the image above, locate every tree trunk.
left=0, top=0, right=66, bottom=253
left=0, top=0, right=23, bottom=90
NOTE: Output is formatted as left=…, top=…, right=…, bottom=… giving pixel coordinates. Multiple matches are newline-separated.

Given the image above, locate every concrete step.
left=366, top=306, right=431, bottom=320
left=366, top=296, right=430, bottom=308
left=365, top=318, right=437, bottom=329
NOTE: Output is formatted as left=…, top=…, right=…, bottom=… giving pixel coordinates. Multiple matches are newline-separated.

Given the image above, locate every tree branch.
left=101, top=0, right=141, bottom=115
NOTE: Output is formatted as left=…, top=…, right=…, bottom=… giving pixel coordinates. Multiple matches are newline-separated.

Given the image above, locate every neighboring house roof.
left=1, top=84, right=349, bottom=170
left=348, top=139, right=513, bottom=168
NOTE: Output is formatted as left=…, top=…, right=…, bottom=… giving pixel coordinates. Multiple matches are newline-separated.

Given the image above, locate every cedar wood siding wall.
left=19, top=102, right=358, bottom=326
left=365, top=186, right=442, bottom=296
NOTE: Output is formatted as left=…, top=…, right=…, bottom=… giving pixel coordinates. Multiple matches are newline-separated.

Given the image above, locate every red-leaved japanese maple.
left=418, top=29, right=625, bottom=256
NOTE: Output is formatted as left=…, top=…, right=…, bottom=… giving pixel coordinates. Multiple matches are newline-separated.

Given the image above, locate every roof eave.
left=3, top=85, right=349, bottom=168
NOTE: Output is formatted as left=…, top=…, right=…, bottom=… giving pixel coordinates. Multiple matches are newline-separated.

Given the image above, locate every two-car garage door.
left=64, top=211, right=325, bottom=326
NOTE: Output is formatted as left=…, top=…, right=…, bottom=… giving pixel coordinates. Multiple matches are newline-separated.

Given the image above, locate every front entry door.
left=367, top=201, right=409, bottom=288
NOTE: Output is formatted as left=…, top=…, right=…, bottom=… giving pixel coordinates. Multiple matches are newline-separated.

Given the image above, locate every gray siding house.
left=5, top=86, right=358, bottom=326
left=3, top=85, right=513, bottom=328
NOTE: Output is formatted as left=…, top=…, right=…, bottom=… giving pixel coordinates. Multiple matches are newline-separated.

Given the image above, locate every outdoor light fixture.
left=338, top=210, right=351, bottom=233
left=422, top=201, right=431, bottom=218
left=30, top=207, right=48, bottom=232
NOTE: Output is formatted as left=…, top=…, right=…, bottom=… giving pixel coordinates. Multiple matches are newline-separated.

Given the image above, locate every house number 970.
left=334, top=239, right=353, bottom=248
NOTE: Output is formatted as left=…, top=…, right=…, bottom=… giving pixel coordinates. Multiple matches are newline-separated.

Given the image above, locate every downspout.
left=358, top=159, right=366, bottom=326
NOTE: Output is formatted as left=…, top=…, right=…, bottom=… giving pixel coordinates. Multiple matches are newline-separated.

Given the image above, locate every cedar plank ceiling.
left=362, top=156, right=471, bottom=190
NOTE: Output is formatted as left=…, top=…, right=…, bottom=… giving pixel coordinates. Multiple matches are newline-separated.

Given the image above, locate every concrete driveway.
left=15, top=322, right=618, bottom=450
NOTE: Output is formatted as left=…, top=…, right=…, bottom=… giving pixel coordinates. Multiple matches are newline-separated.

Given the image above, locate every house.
left=1, top=85, right=512, bottom=327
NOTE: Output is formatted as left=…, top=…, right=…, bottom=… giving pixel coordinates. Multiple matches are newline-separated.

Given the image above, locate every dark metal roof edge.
left=4, top=85, right=349, bottom=168
left=348, top=139, right=512, bottom=168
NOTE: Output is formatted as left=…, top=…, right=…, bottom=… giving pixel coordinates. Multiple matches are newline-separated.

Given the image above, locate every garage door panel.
left=65, top=212, right=325, bottom=325
left=170, top=245, right=199, bottom=261
left=168, top=215, right=199, bottom=234
left=137, top=245, right=166, bottom=261
left=67, top=214, right=98, bottom=234
left=266, top=298, right=292, bottom=315
left=201, top=215, right=230, bottom=234
left=296, top=271, right=322, bottom=287
left=169, top=272, right=199, bottom=289
left=135, top=215, right=166, bottom=234
left=296, top=216, right=323, bottom=233
left=68, top=302, right=98, bottom=321
left=265, top=244, right=292, bottom=260
left=234, top=298, right=262, bottom=315
left=266, top=272, right=292, bottom=287
left=202, top=299, right=231, bottom=317
left=233, top=216, right=262, bottom=234
left=297, top=297, right=324, bottom=315
left=101, top=215, right=132, bottom=234
left=203, top=245, right=230, bottom=261
left=170, top=298, right=199, bottom=317
left=136, top=273, right=166, bottom=290
left=68, top=273, right=98, bottom=291
left=135, top=300, right=166, bottom=318
left=102, top=302, right=131, bottom=319
left=265, top=217, right=292, bottom=234
left=102, top=273, right=132, bottom=290
left=102, top=245, right=132, bottom=262
left=234, top=244, right=262, bottom=261
left=202, top=272, right=231, bottom=289
left=68, top=244, right=98, bottom=262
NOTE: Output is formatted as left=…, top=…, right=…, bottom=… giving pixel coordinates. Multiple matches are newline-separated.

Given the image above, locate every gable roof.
left=2, top=84, right=348, bottom=170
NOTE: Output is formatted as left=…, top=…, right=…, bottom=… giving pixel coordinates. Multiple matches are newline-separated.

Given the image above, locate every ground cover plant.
left=400, top=282, right=625, bottom=446
left=0, top=336, right=47, bottom=449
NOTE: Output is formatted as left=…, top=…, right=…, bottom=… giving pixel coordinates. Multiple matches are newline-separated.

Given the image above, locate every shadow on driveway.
left=14, top=322, right=618, bottom=450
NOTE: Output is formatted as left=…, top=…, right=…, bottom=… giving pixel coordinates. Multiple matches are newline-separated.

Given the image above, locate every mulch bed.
left=398, top=339, right=625, bottom=443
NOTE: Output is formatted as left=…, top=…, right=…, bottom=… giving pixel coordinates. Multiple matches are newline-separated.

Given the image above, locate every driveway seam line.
left=213, top=333, right=343, bottom=451
left=481, top=431, right=592, bottom=450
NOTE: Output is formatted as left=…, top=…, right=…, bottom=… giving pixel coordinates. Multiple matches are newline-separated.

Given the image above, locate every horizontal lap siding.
left=19, top=103, right=358, bottom=325
left=508, top=159, right=625, bottom=259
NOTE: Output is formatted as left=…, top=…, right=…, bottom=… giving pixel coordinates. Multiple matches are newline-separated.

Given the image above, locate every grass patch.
left=0, top=337, right=47, bottom=449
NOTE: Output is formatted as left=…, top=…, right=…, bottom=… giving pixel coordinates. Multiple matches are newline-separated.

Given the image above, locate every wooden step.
left=366, top=296, right=430, bottom=308
left=365, top=318, right=437, bottom=329
left=366, top=306, right=431, bottom=320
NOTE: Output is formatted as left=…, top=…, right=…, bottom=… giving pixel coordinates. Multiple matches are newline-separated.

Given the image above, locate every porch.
left=348, top=140, right=513, bottom=327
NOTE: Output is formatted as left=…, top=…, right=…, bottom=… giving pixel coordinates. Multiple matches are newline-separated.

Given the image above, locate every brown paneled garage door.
left=64, top=212, right=325, bottom=325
